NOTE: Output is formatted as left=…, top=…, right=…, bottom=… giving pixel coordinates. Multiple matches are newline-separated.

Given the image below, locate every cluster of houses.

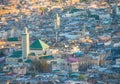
left=0, top=0, right=120, bottom=84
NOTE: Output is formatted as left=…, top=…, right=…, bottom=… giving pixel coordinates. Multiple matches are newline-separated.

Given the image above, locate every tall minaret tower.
left=55, top=13, right=60, bottom=43
left=22, top=27, right=29, bottom=60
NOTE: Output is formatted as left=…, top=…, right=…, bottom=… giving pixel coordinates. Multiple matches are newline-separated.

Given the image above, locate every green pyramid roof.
left=30, top=40, right=49, bottom=50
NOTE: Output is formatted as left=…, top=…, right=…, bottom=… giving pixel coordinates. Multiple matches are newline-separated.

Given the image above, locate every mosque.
left=6, top=27, right=52, bottom=63
left=6, top=13, right=60, bottom=64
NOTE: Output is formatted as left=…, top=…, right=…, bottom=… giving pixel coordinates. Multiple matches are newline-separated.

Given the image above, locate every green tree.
left=41, top=59, right=48, bottom=73
left=29, top=59, right=51, bottom=73
left=79, top=75, right=87, bottom=80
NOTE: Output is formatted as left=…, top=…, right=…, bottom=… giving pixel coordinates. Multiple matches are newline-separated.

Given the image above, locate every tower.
left=98, top=55, right=103, bottom=66
left=22, top=27, right=29, bottom=60
left=54, top=13, right=60, bottom=29
left=54, top=13, right=60, bottom=43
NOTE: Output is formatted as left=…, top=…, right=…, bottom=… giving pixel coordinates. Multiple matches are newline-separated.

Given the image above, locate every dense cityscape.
left=0, top=0, right=120, bottom=84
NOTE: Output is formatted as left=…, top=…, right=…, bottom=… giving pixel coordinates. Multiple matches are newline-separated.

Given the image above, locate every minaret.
left=98, top=55, right=103, bottom=66
left=54, top=13, right=60, bottom=43
left=56, top=13, right=60, bottom=28
left=22, top=27, right=29, bottom=60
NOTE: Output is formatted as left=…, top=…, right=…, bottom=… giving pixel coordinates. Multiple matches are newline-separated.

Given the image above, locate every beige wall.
left=30, top=49, right=52, bottom=56
left=72, top=0, right=79, bottom=4
left=30, top=50, right=44, bottom=55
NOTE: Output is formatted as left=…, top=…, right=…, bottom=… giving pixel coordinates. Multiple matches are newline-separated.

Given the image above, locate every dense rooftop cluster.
left=0, top=0, right=120, bottom=84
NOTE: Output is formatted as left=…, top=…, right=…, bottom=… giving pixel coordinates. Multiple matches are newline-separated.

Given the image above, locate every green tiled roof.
left=7, top=37, right=19, bottom=42
left=30, top=40, right=49, bottom=50
left=13, top=50, right=22, bottom=55
left=9, top=54, right=21, bottom=58
left=39, top=55, right=54, bottom=60
left=24, top=59, right=32, bottom=63
left=70, top=73, right=80, bottom=77
left=8, top=50, right=22, bottom=58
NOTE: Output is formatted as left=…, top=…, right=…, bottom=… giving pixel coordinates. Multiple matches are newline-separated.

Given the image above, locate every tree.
left=79, top=75, right=87, bottom=80
left=29, top=59, right=51, bottom=73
